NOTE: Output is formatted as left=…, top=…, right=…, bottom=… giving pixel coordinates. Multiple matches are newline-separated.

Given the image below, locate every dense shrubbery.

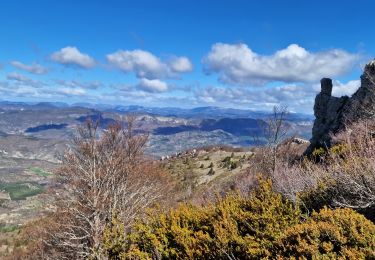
left=276, top=207, right=375, bottom=259
left=272, top=121, right=375, bottom=221
left=101, top=178, right=375, bottom=259
left=103, top=178, right=302, bottom=259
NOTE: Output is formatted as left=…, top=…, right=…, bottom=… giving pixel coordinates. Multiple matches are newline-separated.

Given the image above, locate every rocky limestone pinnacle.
left=320, top=78, right=333, bottom=96
left=305, top=59, right=375, bottom=155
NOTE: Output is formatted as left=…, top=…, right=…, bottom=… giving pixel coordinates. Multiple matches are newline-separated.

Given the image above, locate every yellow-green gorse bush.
left=103, top=178, right=301, bottom=259
left=275, top=207, right=375, bottom=259
left=102, top=177, right=375, bottom=259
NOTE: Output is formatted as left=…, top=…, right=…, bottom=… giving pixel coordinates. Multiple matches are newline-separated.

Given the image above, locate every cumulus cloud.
left=137, top=78, right=168, bottom=93
left=10, top=61, right=47, bottom=74
left=51, top=46, right=95, bottom=68
left=168, top=56, right=193, bottom=73
left=107, top=50, right=166, bottom=78
left=106, top=49, right=193, bottom=79
left=203, top=43, right=358, bottom=85
left=332, top=80, right=360, bottom=97
left=311, top=79, right=361, bottom=97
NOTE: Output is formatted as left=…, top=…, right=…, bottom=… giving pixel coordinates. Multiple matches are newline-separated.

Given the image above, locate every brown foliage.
left=272, top=120, right=375, bottom=220
left=14, top=117, right=172, bottom=259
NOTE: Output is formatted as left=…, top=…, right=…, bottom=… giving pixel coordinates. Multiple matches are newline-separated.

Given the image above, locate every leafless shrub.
left=28, top=116, right=172, bottom=259
left=271, top=158, right=328, bottom=202
left=259, top=106, right=290, bottom=175
left=272, top=120, right=375, bottom=219
left=329, top=121, right=375, bottom=210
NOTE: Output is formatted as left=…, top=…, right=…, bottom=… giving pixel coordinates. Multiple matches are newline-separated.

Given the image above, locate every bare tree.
left=260, top=105, right=290, bottom=174
left=39, top=116, right=171, bottom=259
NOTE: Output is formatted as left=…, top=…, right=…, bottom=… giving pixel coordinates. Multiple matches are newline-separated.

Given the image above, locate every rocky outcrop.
left=306, top=60, right=375, bottom=154
left=343, top=60, right=375, bottom=121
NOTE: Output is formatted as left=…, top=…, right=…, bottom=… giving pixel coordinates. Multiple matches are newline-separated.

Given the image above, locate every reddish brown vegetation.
left=11, top=117, right=172, bottom=259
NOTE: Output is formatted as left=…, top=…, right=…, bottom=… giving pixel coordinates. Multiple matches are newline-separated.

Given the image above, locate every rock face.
left=306, top=60, right=375, bottom=154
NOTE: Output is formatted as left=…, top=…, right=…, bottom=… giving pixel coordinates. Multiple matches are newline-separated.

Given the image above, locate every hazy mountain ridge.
left=0, top=101, right=314, bottom=120
left=0, top=101, right=313, bottom=158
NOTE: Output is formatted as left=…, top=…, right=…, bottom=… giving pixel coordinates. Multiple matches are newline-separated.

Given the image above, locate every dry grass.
left=271, top=120, right=375, bottom=220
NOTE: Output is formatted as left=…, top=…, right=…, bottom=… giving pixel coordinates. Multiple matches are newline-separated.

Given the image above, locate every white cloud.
left=10, top=61, right=47, bottom=74
left=6, top=72, right=44, bottom=88
left=0, top=79, right=46, bottom=98
left=55, top=87, right=86, bottom=96
left=311, top=79, right=361, bottom=97
left=7, top=72, right=30, bottom=82
left=168, top=56, right=193, bottom=73
left=203, top=43, right=358, bottom=85
left=332, top=80, right=360, bottom=97
left=137, top=78, right=168, bottom=93
left=106, top=49, right=193, bottom=79
left=193, top=77, right=362, bottom=113
left=2, top=85, right=40, bottom=97
left=107, top=49, right=166, bottom=78
left=194, top=83, right=319, bottom=113
left=51, top=46, right=95, bottom=68
left=56, top=79, right=102, bottom=89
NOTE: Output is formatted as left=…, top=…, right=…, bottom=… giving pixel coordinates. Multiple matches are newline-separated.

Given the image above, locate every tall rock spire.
left=305, top=60, right=375, bottom=154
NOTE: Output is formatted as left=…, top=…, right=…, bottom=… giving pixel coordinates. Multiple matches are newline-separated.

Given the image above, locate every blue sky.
left=0, top=0, right=374, bottom=113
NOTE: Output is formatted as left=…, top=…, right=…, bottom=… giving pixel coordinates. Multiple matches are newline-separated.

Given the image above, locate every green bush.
left=102, top=214, right=127, bottom=259
left=329, top=143, right=348, bottom=156
left=105, top=178, right=301, bottom=259
left=312, top=147, right=325, bottom=158
left=275, top=207, right=375, bottom=259
left=229, top=161, right=238, bottom=170
left=101, top=179, right=375, bottom=259
left=221, top=156, right=238, bottom=170
left=297, top=179, right=337, bottom=213
left=221, top=156, right=231, bottom=163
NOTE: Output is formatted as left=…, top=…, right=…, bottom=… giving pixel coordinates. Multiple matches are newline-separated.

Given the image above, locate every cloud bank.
left=1, top=42, right=363, bottom=113
left=203, top=43, right=358, bottom=85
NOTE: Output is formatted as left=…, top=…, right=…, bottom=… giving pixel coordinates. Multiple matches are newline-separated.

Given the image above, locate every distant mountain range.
left=0, top=101, right=314, bottom=121
left=154, top=118, right=263, bottom=136
left=0, top=100, right=314, bottom=156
